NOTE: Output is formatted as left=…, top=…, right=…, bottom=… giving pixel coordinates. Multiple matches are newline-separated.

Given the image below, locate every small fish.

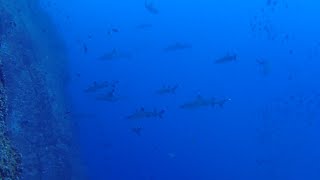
left=214, top=53, right=237, bottom=64
left=145, top=0, right=159, bottom=14
left=156, top=85, right=178, bottom=95
left=131, top=127, right=143, bottom=136
left=84, top=81, right=118, bottom=93
left=164, top=42, right=192, bottom=52
left=126, top=108, right=165, bottom=120
left=98, top=48, right=132, bottom=61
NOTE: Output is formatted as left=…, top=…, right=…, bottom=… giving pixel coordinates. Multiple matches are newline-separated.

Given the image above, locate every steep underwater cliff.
left=0, top=0, right=82, bottom=179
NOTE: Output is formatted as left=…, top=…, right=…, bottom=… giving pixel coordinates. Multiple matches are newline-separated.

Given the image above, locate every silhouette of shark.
left=144, top=0, right=159, bottom=14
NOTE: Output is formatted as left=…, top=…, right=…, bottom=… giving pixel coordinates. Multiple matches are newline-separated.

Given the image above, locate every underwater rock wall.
left=0, top=60, right=22, bottom=180
left=0, top=0, right=82, bottom=179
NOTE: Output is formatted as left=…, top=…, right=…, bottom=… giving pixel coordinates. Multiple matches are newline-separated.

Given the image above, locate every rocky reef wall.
left=0, top=0, right=82, bottom=179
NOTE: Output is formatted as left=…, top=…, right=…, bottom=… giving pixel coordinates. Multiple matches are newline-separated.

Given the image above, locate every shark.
left=156, top=85, right=178, bottom=95
left=144, top=0, right=159, bottom=14
left=214, top=53, right=237, bottom=64
left=126, top=108, right=165, bottom=120
left=98, top=48, right=131, bottom=61
left=163, top=42, right=192, bottom=52
left=213, top=98, right=232, bottom=108
left=180, top=95, right=231, bottom=109
left=95, top=88, right=120, bottom=102
left=84, top=80, right=118, bottom=93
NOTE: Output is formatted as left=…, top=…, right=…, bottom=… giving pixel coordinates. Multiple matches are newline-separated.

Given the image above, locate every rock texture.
left=0, top=0, right=82, bottom=179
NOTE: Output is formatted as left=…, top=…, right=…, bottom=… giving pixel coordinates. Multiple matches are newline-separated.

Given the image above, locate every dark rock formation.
left=0, top=0, right=84, bottom=179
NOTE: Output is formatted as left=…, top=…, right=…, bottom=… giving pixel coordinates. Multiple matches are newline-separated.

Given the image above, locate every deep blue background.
left=42, top=0, right=320, bottom=179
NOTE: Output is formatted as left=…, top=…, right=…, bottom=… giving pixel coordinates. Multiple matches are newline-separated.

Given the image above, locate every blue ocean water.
left=43, top=0, right=320, bottom=179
